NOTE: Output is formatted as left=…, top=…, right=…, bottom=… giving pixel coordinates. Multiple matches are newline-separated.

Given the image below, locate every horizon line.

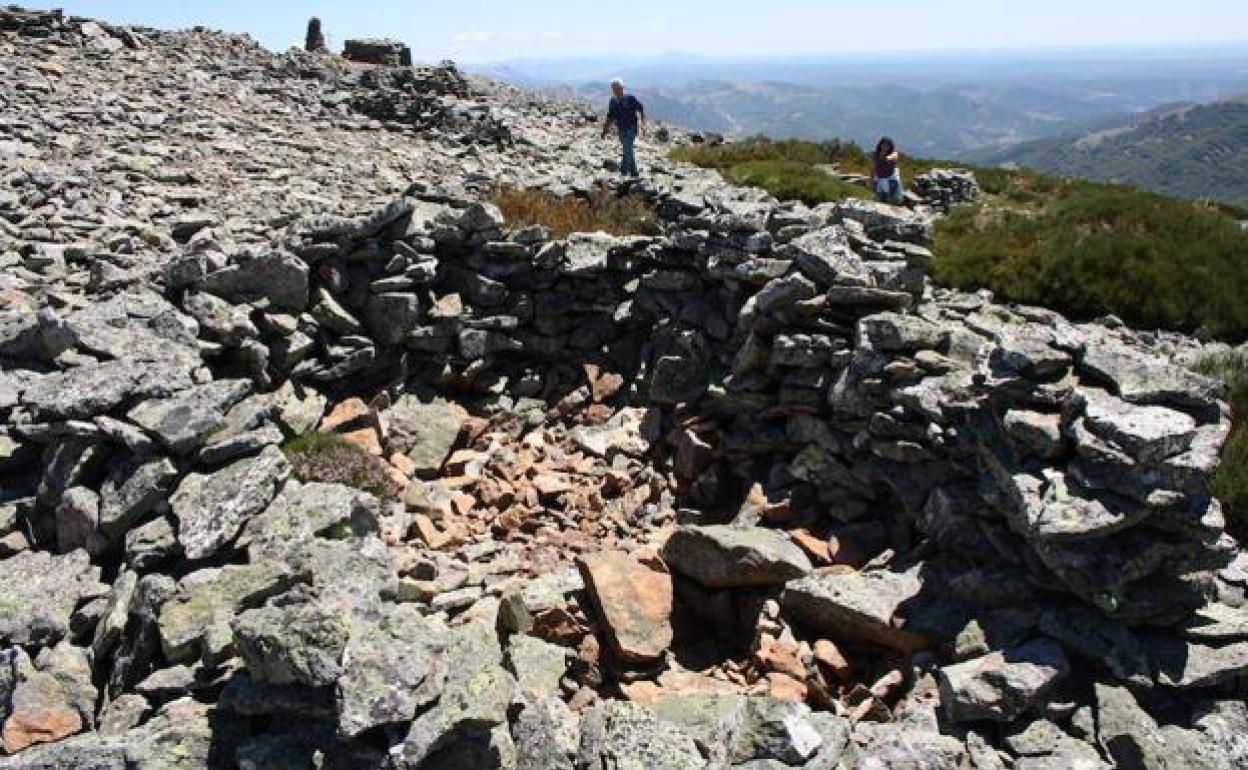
left=458, top=40, right=1248, bottom=66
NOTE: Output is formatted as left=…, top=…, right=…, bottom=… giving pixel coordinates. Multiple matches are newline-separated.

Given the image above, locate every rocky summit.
left=1, top=5, right=1247, bottom=770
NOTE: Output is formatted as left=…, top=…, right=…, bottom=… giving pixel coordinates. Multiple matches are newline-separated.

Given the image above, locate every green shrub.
left=1213, top=430, right=1248, bottom=541
left=934, top=183, right=1248, bottom=339
left=671, top=136, right=870, bottom=170
left=723, top=160, right=873, bottom=206
left=282, top=432, right=402, bottom=502
left=1192, top=351, right=1248, bottom=540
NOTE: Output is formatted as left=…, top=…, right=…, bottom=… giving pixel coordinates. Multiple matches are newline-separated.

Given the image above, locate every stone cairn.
left=0, top=6, right=1246, bottom=770
left=305, top=17, right=327, bottom=53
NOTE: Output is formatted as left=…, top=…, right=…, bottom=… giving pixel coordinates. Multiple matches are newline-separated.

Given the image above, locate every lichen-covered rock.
left=576, top=702, right=706, bottom=770
left=336, top=604, right=445, bottom=737
left=391, top=620, right=519, bottom=769
left=239, top=482, right=380, bottom=560
left=513, top=697, right=580, bottom=770
left=125, top=379, right=252, bottom=455
left=1, top=649, right=83, bottom=754
left=231, top=602, right=351, bottom=687
left=170, top=445, right=291, bottom=560
left=506, top=635, right=570, bottom=700
left=158, top=561, right=303, bottom=663
left=98, top=458, right=178, bottom=539
left=0, top=550, right=105, bottom=647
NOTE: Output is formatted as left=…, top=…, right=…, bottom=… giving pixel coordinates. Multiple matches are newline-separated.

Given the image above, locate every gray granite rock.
left=232, top=602, right=351, bottom=687
left=938, top=639, right=1070, bottom=723
left=126, top=379, right=251, bottom=455
left=157, top=560, right=303, bottom=663
left=784, top=565, right=959, bottom=653
left=507, top=635, right=570, bottom=699
left=661, top=525, right=812, bottom=588
left=576, top=701, right=706, bottom=770
left=513, top=697, right=580, bottom=770
left=336, top=604, right=445, bottom=737
left=0, top=549, right=105, bottom=647
left=170, top=444, right=291, bottom=560
left=382, top=396, right=464, bottom=477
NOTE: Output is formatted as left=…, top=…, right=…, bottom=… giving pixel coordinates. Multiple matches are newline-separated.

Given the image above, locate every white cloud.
left=452, top=29, right=563, bottom=49
left=453, top=30, right=497, bottom=45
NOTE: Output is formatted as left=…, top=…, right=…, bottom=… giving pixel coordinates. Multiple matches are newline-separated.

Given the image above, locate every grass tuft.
left=722, top=160, right=873, bottom=206
left=1192, top=351, right=1248, bottom=540
left=282, top=432, right=403, bottom=502
left=488, top=186, right=660, bottom=238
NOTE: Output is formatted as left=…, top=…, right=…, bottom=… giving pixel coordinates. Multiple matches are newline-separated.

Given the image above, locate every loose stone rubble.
left=1, top=5, right=1246, bottom=769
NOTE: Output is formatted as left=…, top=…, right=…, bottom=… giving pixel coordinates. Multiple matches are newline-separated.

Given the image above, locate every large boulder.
left=661, top=525, right=812, bottom=588
left=336, top=604, right=445, bottom=737
left=232, top=602, right=351, bottom=687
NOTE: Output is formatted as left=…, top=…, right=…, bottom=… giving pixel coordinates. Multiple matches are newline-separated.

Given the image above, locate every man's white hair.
left=610, top=77, right=625, bottom=88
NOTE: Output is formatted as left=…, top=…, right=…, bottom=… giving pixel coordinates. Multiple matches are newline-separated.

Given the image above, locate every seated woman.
left=870, top=137, right=903, bottom=204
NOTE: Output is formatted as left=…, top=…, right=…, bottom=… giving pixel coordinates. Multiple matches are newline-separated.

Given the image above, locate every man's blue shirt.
left=608, top=94, right=644, bottom=133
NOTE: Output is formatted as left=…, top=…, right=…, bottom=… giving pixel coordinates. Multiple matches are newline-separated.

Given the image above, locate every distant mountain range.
left=473, top=49, right=1248, bottom=159
left=963, top=95, right=1248, bottom=209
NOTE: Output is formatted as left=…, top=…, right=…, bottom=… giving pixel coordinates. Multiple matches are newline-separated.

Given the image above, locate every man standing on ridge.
left=602, top=78, right=645, bottom=177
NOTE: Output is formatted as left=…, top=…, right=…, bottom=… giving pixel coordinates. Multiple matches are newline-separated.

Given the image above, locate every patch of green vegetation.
left=671, top=136, right=944, bottom=189
left=671, top=137, right=869, bottom=170
left=934, top=182, right=1248, bottom=339
left=282, top=431, right=349, bottom=455
left=1192, top=351, right=1248, bottom=540
left=969, top=100, right=1248, bottom=210
left=282, top=432, right=402, bottom=502
left=722, top=160, right=873, bottom=206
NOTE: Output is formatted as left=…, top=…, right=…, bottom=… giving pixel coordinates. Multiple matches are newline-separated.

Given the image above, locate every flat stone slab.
left=381, top=396, right=465, bottom=478
left=1150, top=638, right=1248, bottom=689
left=1079, top=387, right=1198, bottom=463
left=783, top=565, right=956, bottom=653
left=661, top=525, right=812, bottom=588
left=576, top=551, right=673, bottom=666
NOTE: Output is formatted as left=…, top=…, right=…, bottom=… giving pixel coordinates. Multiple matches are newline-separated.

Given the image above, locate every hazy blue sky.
left=54, top=1, right=1248, bottom=61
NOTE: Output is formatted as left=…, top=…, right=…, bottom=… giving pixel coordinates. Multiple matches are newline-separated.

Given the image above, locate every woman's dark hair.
left=875, top=137, right=896, bottom=156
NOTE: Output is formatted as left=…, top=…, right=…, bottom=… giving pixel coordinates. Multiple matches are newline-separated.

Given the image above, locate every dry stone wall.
left=215, top=181, right=1234, bottom=628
